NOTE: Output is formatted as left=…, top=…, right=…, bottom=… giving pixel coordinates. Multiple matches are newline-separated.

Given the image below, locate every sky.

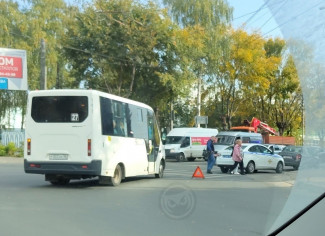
left=227, top=0, right=283, bottom=38
left=15, top=0, right=283, bottom=38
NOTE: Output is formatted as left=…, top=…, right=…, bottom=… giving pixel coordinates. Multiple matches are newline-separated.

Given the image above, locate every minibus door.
left=147, top=111, right=159, bottom=173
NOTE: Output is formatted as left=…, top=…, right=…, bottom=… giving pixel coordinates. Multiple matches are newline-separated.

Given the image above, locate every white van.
left=215, top=131, right=263, bottom=152
left=164, top=128, right=218, bottom=161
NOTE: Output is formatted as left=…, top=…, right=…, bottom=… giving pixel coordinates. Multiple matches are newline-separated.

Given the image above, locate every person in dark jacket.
left=206, top=136, right=218, bottom=174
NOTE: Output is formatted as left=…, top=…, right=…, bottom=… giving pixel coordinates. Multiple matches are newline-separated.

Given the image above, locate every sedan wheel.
left=246, top=161, right=255, bottom=174
left=220, top=166, right=229, bottom=173
left=276, top=162, right=284, bottom=173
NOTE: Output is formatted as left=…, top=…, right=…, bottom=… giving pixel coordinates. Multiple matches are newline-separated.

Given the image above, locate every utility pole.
left=170, top=102, right=174, bottom=130
left=301, top=94, right=304, bottom=145
left=40, top=38, right=47, bottom=90
left=197, top=77, right=201, bottom=127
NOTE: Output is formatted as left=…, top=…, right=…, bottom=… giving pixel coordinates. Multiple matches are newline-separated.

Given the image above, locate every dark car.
left=278, top=145, right=302, bottom=170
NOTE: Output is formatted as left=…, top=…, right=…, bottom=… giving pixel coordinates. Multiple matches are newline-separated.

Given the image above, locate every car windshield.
left=1, top=0, right=324, bottom=236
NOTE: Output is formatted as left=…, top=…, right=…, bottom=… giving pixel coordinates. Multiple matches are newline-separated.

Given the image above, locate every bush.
left=0, top=142, right=23, bottom=157
left=15, top=146, right=24, bottom=157
left=0, top=144, right=6, bottom=156
left=6, top=142, right=17, bottom=156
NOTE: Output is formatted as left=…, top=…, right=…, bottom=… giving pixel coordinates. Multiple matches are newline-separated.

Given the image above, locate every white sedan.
left=216, top=143, right=285, bottom=174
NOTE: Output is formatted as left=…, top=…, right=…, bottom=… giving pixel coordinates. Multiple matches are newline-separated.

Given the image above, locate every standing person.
left=206, top=136, right=217, bottom=174
left=229, top=139, right=245, bottom=175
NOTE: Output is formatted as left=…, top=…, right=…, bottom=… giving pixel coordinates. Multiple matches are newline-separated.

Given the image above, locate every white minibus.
left=215, top=131, right=263, bottom=151
left=24, top=89, right=165, bottom=186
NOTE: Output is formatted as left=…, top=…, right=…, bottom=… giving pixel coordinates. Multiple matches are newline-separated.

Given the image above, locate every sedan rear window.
left=282, top=146, right=302, bottom=153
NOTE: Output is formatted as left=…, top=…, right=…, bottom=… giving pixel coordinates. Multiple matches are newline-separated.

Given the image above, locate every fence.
left=0, top=130, right=25, bottom=147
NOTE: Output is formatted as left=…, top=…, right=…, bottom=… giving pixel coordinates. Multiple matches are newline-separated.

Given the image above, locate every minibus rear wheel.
left=99, top=164, right=123, bottom=186
left=155, top=160, right=165, bottom=178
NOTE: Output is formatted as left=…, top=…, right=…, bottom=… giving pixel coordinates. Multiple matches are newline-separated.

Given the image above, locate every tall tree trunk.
left=56, top=62, right=60, bottom=89
left=126, top=64, right=136, bottom=98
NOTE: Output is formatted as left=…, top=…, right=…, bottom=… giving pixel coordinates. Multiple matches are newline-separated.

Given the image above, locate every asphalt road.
left=0, top=157, right=297, bottom=236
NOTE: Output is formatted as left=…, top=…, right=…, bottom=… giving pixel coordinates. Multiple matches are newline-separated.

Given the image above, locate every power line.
left=262, top=1, right=323, bottom=37
left=243, top=0, right=270, bottom=26
left=232, top=0, right=282, bottom=21
left=247, top=1, right=284, bottom=27
left=232, top=7, right=268, bottom=21
left=258, top=0, right=288, bottom=31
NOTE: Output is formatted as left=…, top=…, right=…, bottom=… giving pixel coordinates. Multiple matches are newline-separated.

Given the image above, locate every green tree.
left=0, top=0, right=78, bottom=128
left=204, top=29, right=272, bottom=130
left=270, top=55, right=302, bottom=136
left=0, top=1, right=29, bottom=128
left=162, top=0, right=233, bottom=128
left=64, top=0, right=198, bottom=128
left=163, top=0, right=232, bottom=28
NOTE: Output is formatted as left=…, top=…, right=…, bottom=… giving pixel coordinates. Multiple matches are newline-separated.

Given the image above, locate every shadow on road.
left=38, top=176, right=157, bottom=189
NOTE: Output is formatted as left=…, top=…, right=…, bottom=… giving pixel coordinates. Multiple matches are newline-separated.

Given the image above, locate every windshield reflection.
left=266, top=0, right=325, bottom=234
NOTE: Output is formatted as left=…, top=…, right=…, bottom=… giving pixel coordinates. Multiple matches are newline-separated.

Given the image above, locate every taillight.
left=88, top=139, right=91, bottom=156
left=30, top=164, right=40, bottom=168
left=296, top=154, right=302, bottom=160
left=27, top=138, right=31, bottom=155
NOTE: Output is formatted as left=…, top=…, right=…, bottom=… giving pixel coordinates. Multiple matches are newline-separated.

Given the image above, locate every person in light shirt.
left=229, top=139, right=245, bottom=175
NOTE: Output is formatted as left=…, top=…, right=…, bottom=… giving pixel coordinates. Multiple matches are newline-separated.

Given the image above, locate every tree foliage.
left=0, top=0, right=304, bottom=137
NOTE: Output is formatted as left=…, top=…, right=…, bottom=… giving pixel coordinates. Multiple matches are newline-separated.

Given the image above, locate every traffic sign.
left=0, top=78, right=8, bottom=89
left=0, top=48, right=27, bottom=90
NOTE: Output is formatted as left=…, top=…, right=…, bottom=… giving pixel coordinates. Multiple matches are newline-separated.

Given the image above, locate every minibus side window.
left=100, top=97, right=114, bottom=135
left=112, top=101, right=127, bottom=137
left=126, top=105, right=148, bottom=139
left=100, top=97, right=128, bottom=137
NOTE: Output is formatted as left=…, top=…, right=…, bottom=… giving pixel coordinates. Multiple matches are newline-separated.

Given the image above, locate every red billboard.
left=191, top=137, right=210, bottom=145
left=0, top=56, right=23, bottom=78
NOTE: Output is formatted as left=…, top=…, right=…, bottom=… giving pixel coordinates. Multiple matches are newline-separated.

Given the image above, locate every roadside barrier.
left=0, top=130, right=25, bottom=147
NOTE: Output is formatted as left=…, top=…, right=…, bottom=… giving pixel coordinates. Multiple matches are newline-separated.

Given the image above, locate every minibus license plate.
left=49, top=154, right=68, bottom=160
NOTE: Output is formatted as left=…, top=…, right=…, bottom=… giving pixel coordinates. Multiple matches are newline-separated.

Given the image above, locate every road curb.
left=0, top=156, right=24, bottom=163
